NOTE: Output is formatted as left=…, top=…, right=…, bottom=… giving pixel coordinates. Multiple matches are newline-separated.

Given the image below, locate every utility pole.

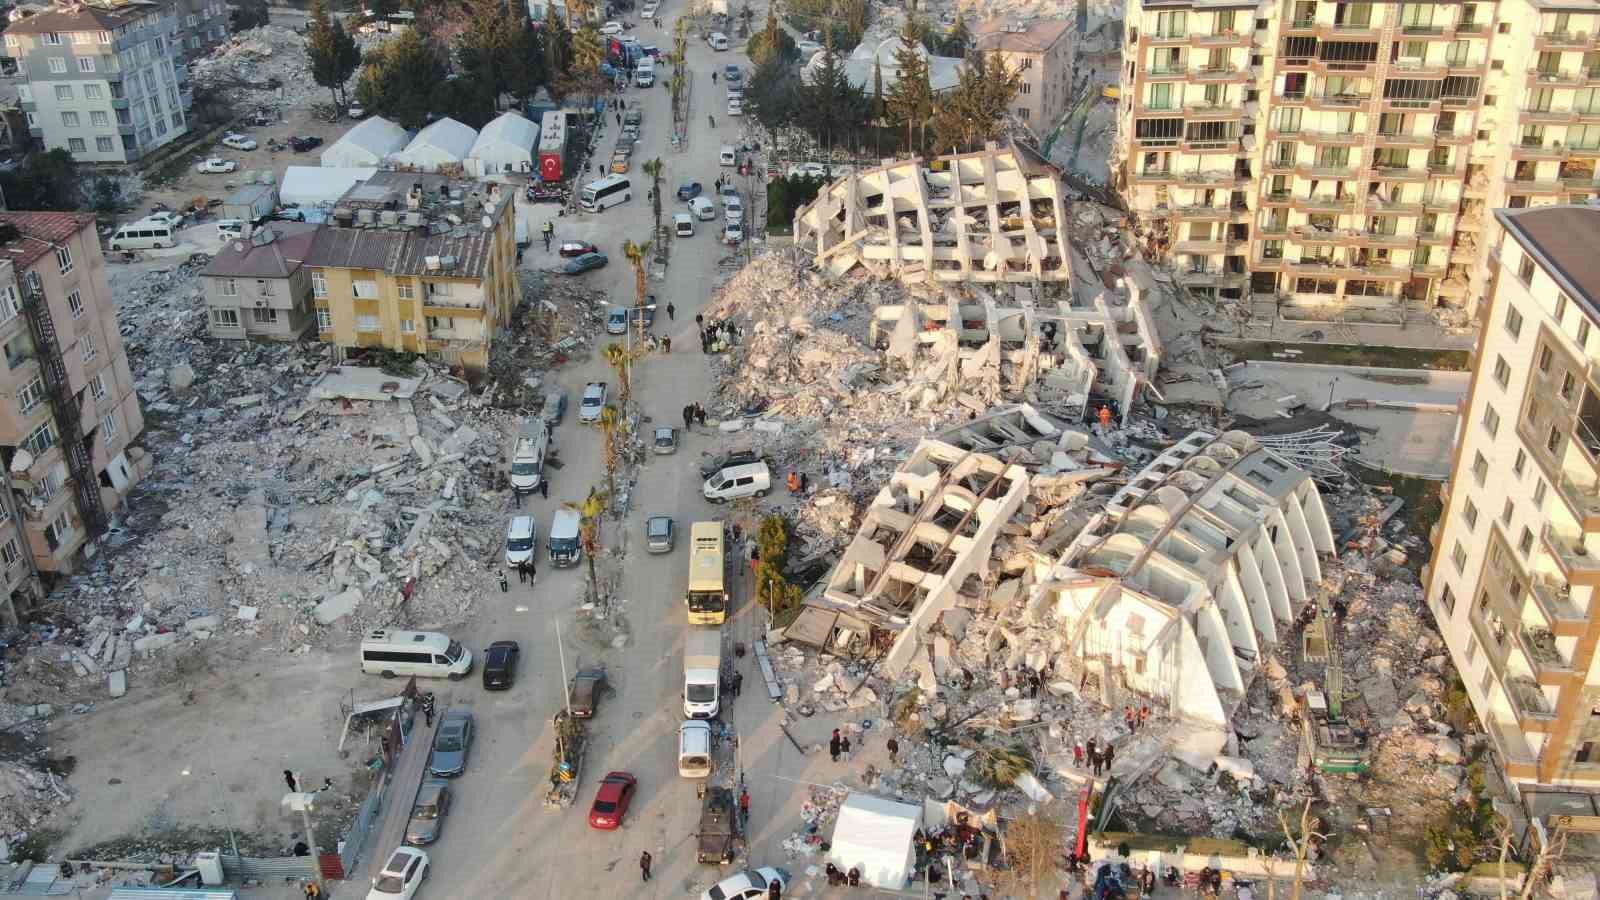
left=556, top=619, right=573, bottom=718
left=282, top=790, right=324, bottom=891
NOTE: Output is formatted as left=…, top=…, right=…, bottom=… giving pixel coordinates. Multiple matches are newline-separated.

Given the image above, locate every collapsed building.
left=794, top=407, right=1335, bottom=729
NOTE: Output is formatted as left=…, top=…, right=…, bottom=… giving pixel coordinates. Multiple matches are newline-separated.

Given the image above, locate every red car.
left=588, top=771, right=637, bottom=830
left=560, top=240, right=600, bottom=258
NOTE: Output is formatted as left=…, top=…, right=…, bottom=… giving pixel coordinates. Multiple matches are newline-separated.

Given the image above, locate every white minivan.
left=108, top=220, right=176, bottom=250
left=708, top=31, right=729, bottom=50
left=674, top=212, right=695, bottom=236
left=679, top=720, right=713, bottom=778
left=505, top=514, right=537, bottom=568
left=689, top=196, right=716, bottom=220
left=703, top=461, right=772, bottom=503
left=636, top=59, right=655, bottom=87
left=719, top=145, right=737, bottom=167
left=360, top=629, right=473, bottom=680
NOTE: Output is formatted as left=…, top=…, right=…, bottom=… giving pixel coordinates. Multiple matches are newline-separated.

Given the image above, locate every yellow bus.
left=686, top=522, right=728, bottom=625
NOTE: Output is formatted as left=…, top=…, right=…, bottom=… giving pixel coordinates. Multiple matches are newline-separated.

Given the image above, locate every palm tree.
left=642, top=158, right=665, bottom=234
left=602, top=342, right=631, bottom=406
left=597, top=404, right=622, bottom=501
left=567, top=488, right=607, bottom=604
left=621, top=238, right=653, bottom=343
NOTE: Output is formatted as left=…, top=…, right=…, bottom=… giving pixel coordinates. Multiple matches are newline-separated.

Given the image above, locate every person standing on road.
left=539, top=479, right=549, bottom=500
left=682, top=404, right=693, bottom=431
left=829, top=729, right=842, bottom=762
left=666, top=301, right=675, bottom=320
left=841, top=733, right=852, bottom=762
left=526, top=556, right=537, bottom=584
left=284, top=770, right=297, bottom=793
left=739, top=788, right=750, bottom=828
left=639, top=851, right=652, bottom=882
left=662, top=335, right=671, bottom=353
left=517, top=560, right=527, bottom=584
left=732, top=669, right=743, bottom=696
left=887, top=737, right=899, bottom=763
left=709, top=114, right=716, bottom=128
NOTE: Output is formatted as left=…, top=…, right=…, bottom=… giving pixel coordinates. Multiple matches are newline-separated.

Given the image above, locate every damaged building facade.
left=0, top=213, right=149, bottom=590
left=801, top=407, right=1335, bottom=727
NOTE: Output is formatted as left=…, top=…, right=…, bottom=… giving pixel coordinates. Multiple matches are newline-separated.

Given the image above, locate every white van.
left=636, top=60, right=655, bottom=87
left=505, top=514, right=537, bottom=568
left=360, top=629, right=473, bottom=680
left=689, top=196, right=716, bottom=220
left=509, top=419, right=550, bottom=493
left=684, top=627, right=722, bottom=719
left=708, top=31, right=729, bottom=50
left=580, top=174, right=632, bottom=212
left=703, top=461, right=772, bottom=503
left=719, top=145, right=737, bottom=167
left=108, top=220, right=176, bottom=250
left=215, top=219, right=247, bottom=240
left=679, top=720, right=713, bottom=778
left=674, top=212, right=695, bottom=237
left=548, top=507, right=582, bottom=567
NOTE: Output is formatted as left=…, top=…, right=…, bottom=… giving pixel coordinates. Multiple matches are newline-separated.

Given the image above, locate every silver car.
left=428, top=710, right=473, bottom=777
left=404, top=779, right=450, bottom=845
left=653, top=426, right=678, bottom=454
left=646, top=515, right=674, bottom=553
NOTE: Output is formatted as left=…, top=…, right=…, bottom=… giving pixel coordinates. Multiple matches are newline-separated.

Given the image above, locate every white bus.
left=580, top=174, right=632, bottom=212
left=108, top=220, right=176, bottom=250
left=359, top=629, right=473, bottom=680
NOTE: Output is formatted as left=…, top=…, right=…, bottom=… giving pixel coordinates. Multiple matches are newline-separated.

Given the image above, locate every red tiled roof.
left=0, top=212, right=98, bottom=271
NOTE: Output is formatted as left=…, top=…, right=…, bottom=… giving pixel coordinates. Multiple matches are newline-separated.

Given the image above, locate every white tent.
left=280, top=166, right=377, bottom=207
left=393, top=118, right=479, bottom=172
left=320, top=117, right=408, bottom=168
left=466, top=112, right=540, bottom=177
left=827, top=793, right=922, bottom=889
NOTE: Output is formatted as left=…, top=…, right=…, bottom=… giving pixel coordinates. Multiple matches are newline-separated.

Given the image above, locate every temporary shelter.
left=393, top=118, right=478, bottom=172
left=466, top=112, right=540, bottom=176
left=827, top=793, right=922, bottom=889
left=319, top=117, right=408, bottom=168
left=279, top=166, right=377, bottom=208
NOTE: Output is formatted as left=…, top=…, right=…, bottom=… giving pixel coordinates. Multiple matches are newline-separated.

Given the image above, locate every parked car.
left=724, top=64, right=742, bottom=83
left=481, top=640, right=519, bottom=691
left=270, top=208, right=307, bottom=222
left=578, top=382, right=608, bottom=424
left=653, top=426, right=678, bottom=454
left=699, top=868, right=790, bottom=900
left=646, top=515, right=674, bottom=553
left=221, top=133, right=257, bottom=151
left=787, top=161, right=829, bottom=180
left=559, top=240, right=600, bottom=258
left=428, top=710, right=474, bottom=777
left=367, top=847, right=428, bottom=900
left=677, top=180, right=703, bottom=201
left=570, top=665, right=610, bottom=718
left=699, top=448, right=765, bottom=479
left=641, top=0, right=659, bottom=16
left=563, top=252, right=609, bottom=274
left=196, top=157, right=237, bottom=174
left=146, top=211, right=185, bottom=230
left=727, top=97, right=743, bottom=117
left=541, top=389, right=568, bottom=426
left=588, top=771, right=637, bottom=830
left=289, top=135, right=324, bottom=152
left=601, top=20, right=623, bottom=35
left=404, top=780, right=450, bottom=845
left=724, top=221, right=744, bottom=244
left=348, top=104, right=367, bottom=118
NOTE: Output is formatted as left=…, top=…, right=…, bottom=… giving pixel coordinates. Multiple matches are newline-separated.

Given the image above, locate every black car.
left=288, top=135, right=324, bottom=152
left=699, top=449, right=764, bottom=480
left=482, top=640, right=520, bottom=690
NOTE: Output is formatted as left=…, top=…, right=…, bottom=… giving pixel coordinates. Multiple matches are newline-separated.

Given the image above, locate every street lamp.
left=181, top=767, right=240, bottom=858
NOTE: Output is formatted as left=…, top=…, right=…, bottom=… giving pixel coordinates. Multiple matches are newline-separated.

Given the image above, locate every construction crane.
left=1297, top=591, right=1369, bottom=775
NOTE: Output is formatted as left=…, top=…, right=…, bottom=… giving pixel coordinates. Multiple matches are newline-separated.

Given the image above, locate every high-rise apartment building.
left=1116, top=0, right=1510, bottom=320
left=4, top=0, right=192, bottom=164
left=1425, top=203, right=1600, bottom=792
left=0, top=212, right=149, bottom=582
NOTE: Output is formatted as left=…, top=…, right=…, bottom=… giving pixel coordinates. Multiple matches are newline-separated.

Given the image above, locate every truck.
left=683, top=627, right=723, bottom=719
left=695, top=786, right=738, bottom=864
left=538, top=109, right=572, bottom=183
left=221, top=183, right=278, bottom=224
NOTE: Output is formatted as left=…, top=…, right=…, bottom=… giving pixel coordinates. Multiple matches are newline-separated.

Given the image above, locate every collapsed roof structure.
left=798, top=408, right=1336, bottom=728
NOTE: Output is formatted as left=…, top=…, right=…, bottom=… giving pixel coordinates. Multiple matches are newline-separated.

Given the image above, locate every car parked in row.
left=367, top=847, right=428, bottom=900
left=560, top=240, right=599, bottom=258
left=578, top=382, right=608, bottom=424
left=196, top=157, right=237, bottom=174
left=221, top=133, right=257, bottom=151
left=404, top=780, right=451, bottom=845
left=289, top=135, right=324, bottom=152
left=428, top=710, right=474, bottom=777
left=563, top=252, right=609, bottom=274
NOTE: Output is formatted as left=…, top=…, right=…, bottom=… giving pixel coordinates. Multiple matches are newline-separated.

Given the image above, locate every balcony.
left=1146, top=65, right=1188, bottom=80
left=1503, top=176, right=1567, bottom=194
left=1567, top=146, right=1600, bottom=161
left=1284, top=16, right=1318, bottom=32
left=1371, top=165, right=1431, bottom=181
left=1422, top=194, right=1459, bottom=212
left=1516, top=624, right=1574, bottom=683
left=1503, top=675, right=1558, bottom=730
left=1191, top=30, right=1250, bottom=47
left=1527, top=67, right=1585, bottom=87
left=1455, top=22, right=1488, bottom=35
left=1528, top=575, right=1589, bottom=635
left=1191, top=64, right=1249, bottom=82
left=1469, top=607, right=1516, bottom=676
left=1389, top=59, right=1447, bottom=77
left=1149, top=29, right=1188, bottom=45
left=1293, top=195, right=1355, bottom=212
left=1265, top=157, right=1298, bottom=173
left=1286, top=258, right=1410, bottom=279
left=1380, top=96, right=1441, bottom=112
left=1542, top=524, right=1600, bottom=576
left=1262, top=190, right=1294, bottom=205
left=1182, top=138, right=1245, bottom=154
left=1295, top=129, right=1364, bottom=146
left=1132, top=168, right=1175, bottom=183
left=1172, top=170, right=1245, bottom=186
left=1520, top=107, right=1577, bottom=125
left=1169, top=204, right=1236, bottom=221
left=1484, top=716, right=1539, bottom=774
left=1172, top=238, right=1228, bottom=254
left=1369, top=197, right=1423, bottom=214
left=1375, top=130, right=1434, bottom=148
left=1277, top=91, right=1308, bottom=104
left=1307, top=93, right=1371, bottom=110
left=1184, top=100, right=1245, bottom=118
left=1295, top=163, right=1355, bottom=178
left=1514, top=141, right=1569, bottom=161
left=1535, top=31, right=1593, bottom=51
left=1556, top=470, right=1600, bottom=527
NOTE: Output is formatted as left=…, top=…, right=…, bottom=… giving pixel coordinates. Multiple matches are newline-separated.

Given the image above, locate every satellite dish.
left=233, top=241, right=246, bottom=253
left=482, top=215, right=494, bottom=230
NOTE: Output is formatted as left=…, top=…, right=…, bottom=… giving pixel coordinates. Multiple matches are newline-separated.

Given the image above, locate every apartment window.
left=250, top=308, right=279, bottom=325
left=1519, top=527, right=1535, bottom=556
left=2, top=35, right=14, bottom=48
left=356, top=314, right=380, bottom=332
left=1463, top=498, right=1479, bottom=530
left=83, top=84, right=101, bottom=100
left=1502, top=498, right=1514, bottom=525
left=1465, top=633, right=1479, bottom=665
left=23, top=420, right=56, bottom=456
left=1580, top=319, right=1592, bottom=349
left=210, top=308, right=239, bottom=328
left=43, top=32, right=61, bottom=45
left=54, top=84, right=73, bottom=101
left=1479, top=667, right=1494, bottom=695
left=89, top=372, right=106, bottom=402
left=1493, top=355, right=1511, bottom=387
left=1439, top=584, right=1457, bottom=616
left=67, top=138, right=86, bottom=153
left=47, top=57, right=66, bottom=73
left=17, top=376, right=45, bottom=415
left=1562, top=371, right=1577, bottom=399
left=0, top=286, right=18, bottom=323
left=60, top=111, right=79, bottom=128
left=1519, top=256, right=1537, bottom=286
left=1472, top=451, right=1489, bottom=485
left=1539, top=346, right=1554, bottom=373
left=1579, top=742, right=1597, bottom=764
left=1555, top=293, right=1569, bottom=324
left=101, top=412, right=118, bottom=441
left=219, top=278, right=238, bottom=297
left=0, top=538, right=18, bottom=572
left=1452, top=540, right=1468, bottom=572
left=63, top=290, right=83, bottom=320
left=44, top=510, right=71, bottom=551
left=1506, top=305, right=1524, bottom=339
left=1534, top=479, right=1548, bottom=506
left=1482, top=404, right=1500, bottom=436
left=98, top=30, right=110, bottom=43
left=311, top=270, right=327, bottom=298
left=396, top=282, right=415, bottom=300
left=316, top=309, right=332, bottom=332
left=96, top=136, right=114, bottom=153
left=352, top=279, right=379, bottom=299
left=80, top=331, right=97, bottom=364
left=428, top=282, right=452, bottom=297
left=76, top=56, right=94, bottom=73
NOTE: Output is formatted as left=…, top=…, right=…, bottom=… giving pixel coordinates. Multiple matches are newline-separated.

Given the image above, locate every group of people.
left=681, top=401, right=708, bottom=430
left=1123, top=703, right=1152, bottom=732
left=828, top=727, right=853, bottom=762
left=1073, top=736, right=1116, bottom=777
left=719, top=666, right=744, bottom=698
left=823, top=862, right=862, bottom=887
left=693, top=313, right=739, bottom=353
left=512, top=555, right=537, bottom=585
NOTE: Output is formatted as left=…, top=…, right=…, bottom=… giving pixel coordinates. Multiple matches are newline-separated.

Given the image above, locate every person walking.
left=840, top=734, right=852, bottom=762
left=1086, top=736, right=1097, bottom=767
left=708, top=114, right=716, bottom=128
left=1103, top=743, right=1116, bottom=774
left=739, top=788, right=750, bottom=828
left=1140, top=704, right=1151, bottom=729
left=666, top=301, right=676, bottom=320
left=829, top=729, right=842, bottom=762
left=682, top=404, right=693, bottom=430
left=499, top=569, right=509, bottom=592
left=696, top=403, right=707, bottom=427
left=284, top=770, right=298, bottom=793
left=639, top=851, right=652, bottom=882
left=527, top=556, right=537, bottom=584
left=616, top=111, right=623, bottom=126
left=887, top=737, right=899, bottom=763
left=517, top=561, right=527, bottom=584
left=662, top=335, right=671, bottom=353
left=540, top=479, right=549, bottom=500
left=1073, top=741, right=1085, bottom=768
left=732, top=669, right=743, bottom=696
left=695, top=312, right=704, bottom=333
left=1123, top=706, right=1135, bottom=732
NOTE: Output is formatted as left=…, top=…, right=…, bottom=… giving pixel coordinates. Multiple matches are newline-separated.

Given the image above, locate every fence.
left=218, top=854, right=314, bottom=882
left=339, top=776, right=388, bottom=878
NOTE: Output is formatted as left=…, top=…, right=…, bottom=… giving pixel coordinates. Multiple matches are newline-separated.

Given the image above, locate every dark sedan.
left=560, top=240, right=600, bottom=258
left=482, top=640, right=519, bottom=691
left=676, top=180, right=703, bottom=201
left=288, top=135, right=324, bottom=152
left=563, top=252, right=609, bottom=274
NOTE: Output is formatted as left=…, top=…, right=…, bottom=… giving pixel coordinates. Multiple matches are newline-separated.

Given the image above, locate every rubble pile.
left=187, top=26, right=333, bottom=108
left=0, top=703, right=74, bottom=851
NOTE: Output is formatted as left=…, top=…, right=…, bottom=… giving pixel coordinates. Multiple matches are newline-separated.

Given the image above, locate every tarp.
left=320, top=116, right=408, bottom=167
left=828, top=792, right=921, bottom=889
left=393, top=117, right=478, bottom=172
left=280, top=166, right=376, bottom=208
left=466, top=111, right=540, bottom=177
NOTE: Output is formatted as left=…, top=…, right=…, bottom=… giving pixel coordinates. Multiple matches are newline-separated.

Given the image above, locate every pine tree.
left=542, top=5, right=571, bottom=95
left=931, top=51, right=1021, bottom=152
left=307, top=0, right=362, bottom=109
left=885, top=18, right=934, bottom=154
left=354, top=28, right=445, bottom=128
left=945, top=9, right=970, bottom=56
